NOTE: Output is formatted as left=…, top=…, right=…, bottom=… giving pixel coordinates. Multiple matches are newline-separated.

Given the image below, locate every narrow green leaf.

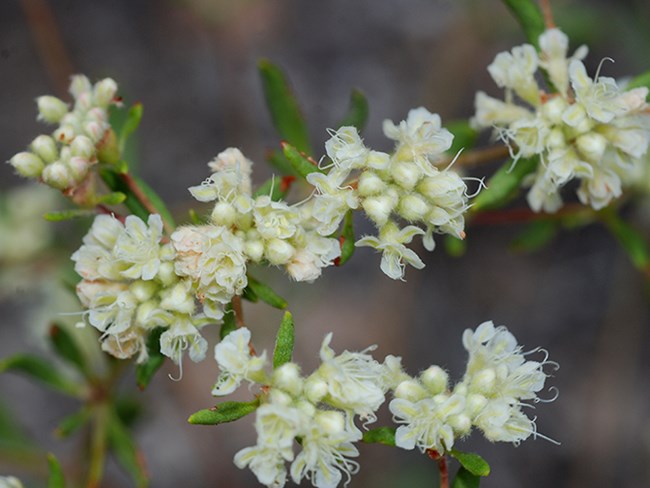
left=0, top=355, right=82, bottom=397
left=444, top=235, right=467, bottom=257
left=471, top=157, right=538, bottom=212
left=188, top=399, right=260, bottom=425
left=99, top=168, right=149, bottom=221
left=601, top=209, right=650, bottom=271
left=44, top=209, right=95, bottom=222
left=47, top=452, right=66, bottom=488
left=107, top=411, right=148, bottom=488
left=337, top=89, right=369, bottom=131
left=273, top=312, right=295, bottom=368
left=502, top=0, right=545, bottom=49
left=247, top=275, right=288, bottom=309
left=627, top=70, right=650, bottom=92
left=131, top=175, right=176, bottom=229
left=447, top=120, right=478, bottom=156
left=266, top=150, right=300, bottom=177
left=188, top=208, right=205, bottom=225
left=242, top=284, right=260, bottom=304
left=510, top=220, right=557, bottom=253
left=119, top=103, right=144, bottom=154
left=338, top=210, right=355, bottom=266
left=452, top=466, right=481, bottom=488
left=55, top=407, right=91, bottom=439
left=281, top=142, right=324, bottom=179
left=449, top=450, right=490, bottom=477
left=49, top=324, right=88, bottom=376
left=115, top=396, right=144, bottom=428
left=258, top=59, right=312, bottom=153
left=96, top=191, right=127, bottom=206
left=220, top=303, right=237, bottom=340
left=135, top=328, right=165, bottom=390
left=362, top=427, right=396, bottom=446
left=0, top=401, right=34, bottom=450
left=253, top=175, right=292, bottom=201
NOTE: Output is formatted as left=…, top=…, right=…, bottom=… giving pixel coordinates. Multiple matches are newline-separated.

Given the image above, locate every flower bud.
left=86, top=107, right=108, bottom=124
left=391, top=161, right=422, bottom=190
left=130, top=280, right=159, bottom=302
left=546, top=128, right=565, bottom=149
left=465, top=393, right=488, bottom=417
left=305, top=376, right=328, bottom=403
left=211, top=202, right=237, bottom=227
left=93, top=78, right=118, bottom=107
left=394, top=379, right=428, bottom=402
left=160, top=283, right=195, bottom=314
left=268, top=389, right=293, bottom=407
left=67, top=157, right=91, bottom=181
left=41, top=160, right=74, bottom=189
left=157, top=262, right=177, bottom=286
left=36, top=95, right=68, bottom=123
left=29, top=135, right=58, bottom=164
left=448, top=414, right=472, bottom=435
left=136, top=300, right=159, bottom=326
left=366, top=150, right=390, bottom=170
left=272, top=363, right=303, bottom=396
left=362, top=194, right=396, bottom=226
left=265, top=238, right=295, bottom=265
left=296, top=399, right=316, bottom=418
left=244, top=240, right=265, bottom=262
left=53, top=125, right=75, bottom=144
left=70, top=135, right=96, bottom=160
left=576, top=132, right=607, bottom=162
left=69, top=75, right=92, bottom=98
left=315, top=410, right=345, bottom=435
left=420, top=366, right=448, bottom=395
left=357, top=171, right=386, bottom=197
left=541, top=96, right=567, bottom=125
left=470, top=368, right=496, bottom=394
left=398, top=194, right=430, bottom=221
left=84, top=121, right=106, bottom=142
left=75, top=92, right=93, bottom=111
left=9, top=152, right=45, bottom=178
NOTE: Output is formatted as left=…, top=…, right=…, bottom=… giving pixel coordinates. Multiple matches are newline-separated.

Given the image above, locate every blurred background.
left=1, top=0, right=650, bottom=487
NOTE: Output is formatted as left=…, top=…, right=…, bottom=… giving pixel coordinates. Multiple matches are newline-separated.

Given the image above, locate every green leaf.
left=337, top=89, right=369, bottom=131
left=444, top=235, right=467, bottom=257
left=471, top=157, right=538, bottom=212
left=220, top=303, right=237, bottom=340
left=188, top=208, right=205, bottom=225
left=49, top=324, right=88, bottom=376
left=188, top=399, right=260, bottom=425
left=135, top=328, right=166, bottom=390
left=115, top=396, right=144, bottom=428
left=452, top=466, right=481, bottom=488
left=99, top=168, right=149, bottom=220
left=266, top=150, right=300, bottom=177
left=502, top=0, right=545, bottom=49
left=0, top=355, right=82, bottom=397
left=338, top=210, right=355, bottom=266
left=627, top=70, right=650, bottom=92
left=246, top=275, right=288, bottom=309
left=44, top=209, right=95, bottom=222
left=447, top=120, right=478, bottom=156
left=449, top=450, right=490, bottom=477
left=0, top=401, right=35, bottom=451
left=242, top=284, right=260, bottom=304
left=362, top=427, right=396, bottom=446
left=510, top=220, right=557, bottom=253
left=119, top=103, right=144, bottom=154
left=258, top=59, right=312, bottom=153
left=281, top=142, right=323, bottom=180
left=131, top=175, right=176, bottom=229
left=55, top=407, right=91, bottom=439
left=273, top=312, right=295, bottom=368
left=47, top=452, right=66, bottom=488
left=601, top=209, right=650, bottom=272
left=253, top=175, right=293, bottom=201
left=96, top=191, right=127, bottom=206
left=107, top=411, right=148, bottom=488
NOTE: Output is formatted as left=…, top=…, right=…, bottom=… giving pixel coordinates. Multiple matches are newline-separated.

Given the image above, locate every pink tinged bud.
left=36, top=95, right=69, bottom=123
left=9, top=152, right=45, bottom=178
left=85, top=107, right=108, bottom=124
left=70, top=135, right=96, bottom=160
left=30, top=135, right=58, bottom=163
left=42, top=160, right=74, bottom=189
left=69, top=75, right=92, bottom=98
left=93, top=78, right=118, bottom=107
left=67, top=157, right=91, bottom=181
left=53, top=125, right=76, bottom=144
left=83, top=121, right=105, bottom=142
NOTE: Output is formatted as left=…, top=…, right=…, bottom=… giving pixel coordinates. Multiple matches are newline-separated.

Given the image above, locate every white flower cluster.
left=0, top=476, right=24, bottom=488
left=307, top=108, right=468, bottom=280
left=172, top=148, right=340, bottom=321
left=215, top=322, right=555, bottom=487
left=390, top=321, right=555, bottom=453
left=8, top=75, right=118, bottom=190
left=72, top=214, right=209, bottom=364
left=215, top=327, right=393, bottom=488
left=472, top=28, right=650, bottom=212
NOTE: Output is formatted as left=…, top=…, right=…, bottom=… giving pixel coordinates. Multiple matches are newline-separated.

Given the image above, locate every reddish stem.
left=471, top=203, right=590, bottom=226
left=231, top=295, right=257, bottom=355
left=540, top=0, right=556, bottom=29
left=426, top=450, right=449, bottom=488
left=119, top=172, right=174, bottom=234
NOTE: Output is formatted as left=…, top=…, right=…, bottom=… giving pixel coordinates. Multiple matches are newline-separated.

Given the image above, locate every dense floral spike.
left=472, top=28, right=650, bottom=212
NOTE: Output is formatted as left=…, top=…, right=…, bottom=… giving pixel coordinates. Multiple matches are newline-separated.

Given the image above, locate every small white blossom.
left=159, top=316, right=208, bottom=364
left=213, top=327, right=268, bottom=395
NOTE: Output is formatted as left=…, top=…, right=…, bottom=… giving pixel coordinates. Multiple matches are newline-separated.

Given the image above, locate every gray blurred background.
left=1, top=0, right=650, bottom=487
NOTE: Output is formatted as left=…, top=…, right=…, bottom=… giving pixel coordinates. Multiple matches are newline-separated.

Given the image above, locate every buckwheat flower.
left=101, top=328, right=148, bottom=363
left=234, top=444, right=293, bottom=488
left=325, top=126, right=369, bottom=170
left=213, top=327, right=268, bottom=395
left=159, top=316, right=208, bottom=364
left=307, top=168, right=359, bottom=236
left=472, top=399, right=536, bottom=444
left=0, top=476, right=25, bottom=488
left=538, top=28, right=587, bottom=96
left=253, top=197, right=300, bottom=240
left=71, top=215, right=124, bottom=280
left=472, top=91, right=533, bottom=128
left=356, top=222, right=425, bottom=280
left=113, top=214, right=167, bottom=281
left=487, top=44, right=540, bottom=105
left=389, top=393, right=466, bottom=453
left=380, top=355, right=411, bottom=391
left=189, top=167, right=249, bottom=203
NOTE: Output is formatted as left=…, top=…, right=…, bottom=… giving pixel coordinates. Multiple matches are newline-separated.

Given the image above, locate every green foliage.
left=220, top=302, right=238, bottom=340
left=254, top=175, right=293, bottom=201
left=49, top=323, right=89, bottom=377
left=338, top=210, right=355, bottom=266
left=135, top=328, right=166, bottom=390
left=449, top=450, right=490, bottom=477
left=55, top=407, right=91, bottom=439
left=258, top=59, right=312, bottom=154
left=362, top=427, right=396, bottom=446
left=107, top=411, right=149, bottom=488
left=337, top=89, right=370, bottom=131
left=502, top=0, right=545, bottom=49
left=281, top=142, right=324, bottom=179
left=119, top=103, right=144, bottom=154
left=0, top=355, right=83, bottom=397
left=47, top=453, right=66, bottom=488
left=444, top=235, right=467, bottom=257
left=96, top=191, right=128, bottom=206
left=511, top=220, right=557, bottom=253
left=447, top=120, right=478, bottom=156
left=451, top=466, right=481, bottom=488
left=43, top=209, right=95, bottom=222
left=273, top=312, right=295, bottom=368
left=246, top=275, right=288, bottom=309
left=601, top=209, right=650, bottom=272
left=471, top=158, right=538, bottom=212
left=627, top=70, right=650, bottom=92
left=188, top=399, right=261, bottom=425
